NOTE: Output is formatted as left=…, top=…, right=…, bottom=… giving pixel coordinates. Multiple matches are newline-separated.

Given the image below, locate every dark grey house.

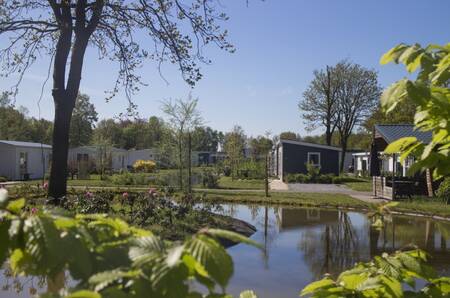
left=271, top=140, right=342, bottom=179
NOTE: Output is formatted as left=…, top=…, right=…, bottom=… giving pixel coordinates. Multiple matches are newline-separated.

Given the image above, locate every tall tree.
left=69, top=93, right=98, bottom=147
left=335, top=62, right=381, bottom=172
left=299, top=65, right=341, bottom=146
left=191, top=126, right=223, bottom=152
left=224, top=126, right=246, bottom=180
left=363, top=98, right=416, bottom=133
left=162, top=96, right=203, bottom=193
left=0, top=1, right=234, bottom=200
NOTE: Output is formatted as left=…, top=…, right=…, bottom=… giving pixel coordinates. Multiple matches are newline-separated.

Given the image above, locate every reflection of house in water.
left=371, top=216, right=450, bottom=273
left=278, top=208, right=339, bottom=230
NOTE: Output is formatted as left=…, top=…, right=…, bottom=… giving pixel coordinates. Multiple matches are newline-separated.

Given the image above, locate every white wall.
left=127, top=149, right=157, bottom=167
left=0, top=143, right=16, bottom=180
left=15, top=146, right=51, bottom=180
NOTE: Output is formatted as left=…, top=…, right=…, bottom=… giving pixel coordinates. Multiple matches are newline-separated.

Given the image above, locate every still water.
left=1, top=204, right=450, bottom=297
left=220, top=204, right=450, bottom=298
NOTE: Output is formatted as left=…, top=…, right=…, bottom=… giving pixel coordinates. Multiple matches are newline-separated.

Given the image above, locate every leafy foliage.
left=436, top=177, right=450, bottom=203
left=0, top=189, right=261, bottom=298
left=301, top=249, right=450, bottom=298
left=132, top=160, right=156, bottom=173
left=381, top=43, right=450, bottom=178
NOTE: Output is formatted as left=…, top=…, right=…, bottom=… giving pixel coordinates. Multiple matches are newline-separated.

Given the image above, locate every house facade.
left=127, top=149, right=160, bottom=168
left=271, top=140, right=342, bottom=180
left=0, top=140, right=52, bottom=180
left=68, top=146, right=128, bottom=174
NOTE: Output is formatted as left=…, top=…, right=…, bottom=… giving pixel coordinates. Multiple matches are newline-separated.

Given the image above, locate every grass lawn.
left=344, top=181, right=373, bottom=192
left=198, top=189, right=371, bottom=209
left=218, top=177, right=265, bottom=190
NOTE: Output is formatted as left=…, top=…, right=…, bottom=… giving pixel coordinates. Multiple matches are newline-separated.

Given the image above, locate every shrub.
left=306, top=162, right=320, bottom=181
left=133, top=173, right=150, bottom=185
left=109, top=171, right=135, bottom=185
left=0, top=176, right=7, bottom=183
left=133, top=159, right=156, bottom=173
left=436, top=177, right=450, bottom=204
left=332, top=176, right=365, bottom=184
left=316, top=174, right=333, bottom=184
left=201, top=168, right=219, bottom=189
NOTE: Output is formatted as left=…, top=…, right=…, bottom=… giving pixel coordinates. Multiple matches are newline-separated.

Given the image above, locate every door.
left=19, top=151, right=28, bottom=179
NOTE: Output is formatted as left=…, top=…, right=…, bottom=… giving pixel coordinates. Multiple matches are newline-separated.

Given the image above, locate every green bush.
left=109, top=172, right=150, bottom=186
left=316, top=174, right=333, bottom=184
left=437, top=177, right=450, bottom=203
left=332, top=176, right=366, bottom=184
left=0, top=176, right=7, bottom=183
left=201, top=167, right=219, bottom=189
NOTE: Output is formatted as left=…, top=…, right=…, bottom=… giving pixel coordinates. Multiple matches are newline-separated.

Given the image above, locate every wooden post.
left=426, top=169, right=433, bottom=197
left=265, top=155, right=269, bottom=198
left=391, top=154, right=396, bottom=200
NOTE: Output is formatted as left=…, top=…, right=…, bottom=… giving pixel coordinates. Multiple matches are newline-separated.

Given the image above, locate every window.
left=307, top=152, right=320, bottom=167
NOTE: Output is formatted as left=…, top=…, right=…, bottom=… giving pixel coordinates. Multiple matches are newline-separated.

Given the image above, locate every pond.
left=219, top=204, right=450, bottom=298
left=1, top=203, right=450, bottom=297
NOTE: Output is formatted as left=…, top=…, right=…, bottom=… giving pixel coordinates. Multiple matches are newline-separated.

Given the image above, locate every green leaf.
left=339, top=273, right=368, bottom=290
left=185, top=234, right=233, bottom=289
left=66, top=290, right=101, bottom=298
left=300, top=278, right=335, bottom=296
left=204, top=229, right=263, bottom=249
left=0, top=188, right=9, bottom=208
left=239, top=290, right=258, bottom=298
left=380, top=44, right=409, bottom=65
left=385, top=137, right=418, bottom=154
left=379, top=275, right=402, bottom=298
left=89, top=269, right=140, bottom=292
left=0, top=218, right=10, bottom=266
left=6, top=198, right=25, bottom=213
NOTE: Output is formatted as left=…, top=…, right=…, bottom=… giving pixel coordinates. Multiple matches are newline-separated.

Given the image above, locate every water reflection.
left=225, top=204, right=450, bottom=298
left=2, top=204, right=449, bottom=298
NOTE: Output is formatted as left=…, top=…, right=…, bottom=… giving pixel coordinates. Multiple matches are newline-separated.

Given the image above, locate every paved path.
left=269, top=179, right=384, bottom=203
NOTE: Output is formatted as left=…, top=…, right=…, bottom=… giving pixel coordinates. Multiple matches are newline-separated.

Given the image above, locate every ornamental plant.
left=0, top=189, right=261, bottom=298
left=380, top=43, right=450, bottom=178
left=133, top=160, right=157, bottom=173
left=301, top=249, right=450, bottom=297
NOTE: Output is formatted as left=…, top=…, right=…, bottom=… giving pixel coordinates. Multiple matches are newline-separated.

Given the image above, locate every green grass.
left=344, top=181, right=373, bottom=192
left=198, top=189, right=371, bottom=209
left=196, top=189, right=450, bottom=219
left=218, top=177, right=265, bottom=190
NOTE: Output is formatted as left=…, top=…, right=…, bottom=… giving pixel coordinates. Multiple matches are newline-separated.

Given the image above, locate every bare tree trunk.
left=325, top=124, right=332, bottom=146
left=265, top=155, right=269, bottom=197
left=339, top=140, right=347, bottom=174
left=48, top=97, right=74, bottom=200
left=178, top=134, right=184, bottom=192
left=188, top=132, right=192, bottom=194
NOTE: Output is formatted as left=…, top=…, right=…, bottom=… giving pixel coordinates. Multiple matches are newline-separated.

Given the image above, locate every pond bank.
left=198, top=190, right=450, bottom=222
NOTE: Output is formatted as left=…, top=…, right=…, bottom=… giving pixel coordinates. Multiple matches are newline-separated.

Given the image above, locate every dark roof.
left=279, top=139, right=342, bottom=151
left=375, top=124, right=432, bottom=144
left=0, top=140, right=52, bottom=149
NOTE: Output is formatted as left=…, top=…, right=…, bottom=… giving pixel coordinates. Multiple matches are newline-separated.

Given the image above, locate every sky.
left=1, top=0, right=449, bottom=138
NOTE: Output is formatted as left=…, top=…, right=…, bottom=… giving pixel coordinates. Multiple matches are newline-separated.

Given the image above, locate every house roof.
left=0, top=140, right=52, bottom=149
left=71, top=145, right=127, bottom=152
left=375, top=124, right=432, bottom=144
left=279, top=139, right=342, bottom=151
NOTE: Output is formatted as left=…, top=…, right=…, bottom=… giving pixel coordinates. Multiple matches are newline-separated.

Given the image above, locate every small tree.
left=69, top=93, right=98, bottom=147
left=162, top=96, right=202, bottom=193
left=224, top=126, right=246, bottom=180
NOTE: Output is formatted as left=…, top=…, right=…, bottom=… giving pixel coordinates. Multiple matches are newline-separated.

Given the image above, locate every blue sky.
left=1, top=0, right=449, bottom=137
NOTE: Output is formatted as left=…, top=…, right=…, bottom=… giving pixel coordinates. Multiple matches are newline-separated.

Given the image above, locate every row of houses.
left=0, top=141, right=227, bottom=181
left=271, top=124, right=428, bottom=179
